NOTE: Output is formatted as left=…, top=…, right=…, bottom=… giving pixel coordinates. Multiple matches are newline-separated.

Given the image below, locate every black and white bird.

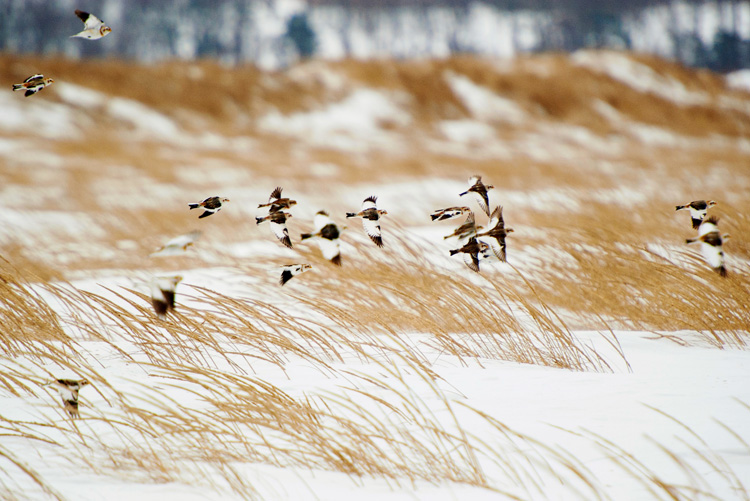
left=12, top=74, right=54, bottom=97
left=258, top=187, right=297, bottom=214
left=71, top=9, right=112, bottom=40
left=150, top=275, right=182, bottom=320
left=279, top=264, right=312, bottom=286
left=256, top=211, right=293, bottom=248
left=675, top=200, right=717, bottom=230
left=449, top=237, right=489, bottom=273
left=686, top=216, right=728, bottom=277
left=46, top=378, right=89, bottom=419
left=188, top=196, right=230, bottom=219
left=459, top=176, right=494, bottom=216
left=476, top=205, right=514, bottom=262
left=346, top=196, right=388, bottom=247
left=150, top=231, right=202, bottom=257
left=430, top=206, right=472, bottom=222
left=443, top=211, right=481, bottom=241
left=301, top=210, right=342, bottom=266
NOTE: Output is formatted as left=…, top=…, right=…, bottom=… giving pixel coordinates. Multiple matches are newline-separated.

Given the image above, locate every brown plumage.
left=476, top=205, right=514, bottom=262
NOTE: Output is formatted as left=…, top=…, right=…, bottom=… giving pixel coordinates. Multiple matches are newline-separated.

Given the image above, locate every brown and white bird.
left=71, top=9, right=112, bottom=40
left=150, top=231, right=202, bottom=257
left=686, top=216, right=728, bottom=277
left=188, top=196, right=230, bottom=219
left=459, top=176, right=494, bottom=216
left=430, top=206, right=472, bottom=222
left=279, top=264, right=312, bottom=286
left=12, top=74, right=54, bottom=97
left=46, top=378, right=89, bottom=419
left=476, top=205, right=514, bottom=262
left=449, top=237, right=489, bottom=273
left=300, top=210, right=342, bottom=266
left=675, top=200, right=717, bottom=230
left=256, top=211, right=293, bottom=248
left=258, top=187, right=297, bottom=214
left=150, top=275, right=182, bottom=320
left=443, top=211, right=481, bottom=241
left=346, top=195, right=388, bottom=247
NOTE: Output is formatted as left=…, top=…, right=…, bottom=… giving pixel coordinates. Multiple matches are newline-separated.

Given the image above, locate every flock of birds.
left=10, top=10, right=730, bottom=419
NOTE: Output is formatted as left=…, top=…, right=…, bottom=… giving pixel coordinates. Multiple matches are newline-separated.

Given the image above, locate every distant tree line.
left=0, top=0, right=747, bottom=71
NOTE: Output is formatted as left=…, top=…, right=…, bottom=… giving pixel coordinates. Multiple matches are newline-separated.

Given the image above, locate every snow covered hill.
left=0, top=51, right=749, bottom=500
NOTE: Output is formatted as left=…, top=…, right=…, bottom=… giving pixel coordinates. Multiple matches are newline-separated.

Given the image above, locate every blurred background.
left=1, top=0, right=749, bottom=71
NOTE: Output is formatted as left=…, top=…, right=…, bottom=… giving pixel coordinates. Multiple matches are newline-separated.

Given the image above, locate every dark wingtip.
left=331, top=254, right=342, bottom=266
left=719, top=266, right=727, bottom=277
left=691, top=218, right=701, bottom=230
left=430, top=214, right=439, bottom=221
left=279, top=270, right=292, bottom=286
left=282, top=237, right=293, bottom=248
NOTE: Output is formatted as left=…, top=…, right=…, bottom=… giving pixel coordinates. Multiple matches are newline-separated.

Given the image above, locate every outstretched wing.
left=271, top=220, right=292, bottom=248
left=362, top=196, right=378, bottom=210
left=362, top=218, right=383, bottom=247
left=75, top=9, right=104, bottom=30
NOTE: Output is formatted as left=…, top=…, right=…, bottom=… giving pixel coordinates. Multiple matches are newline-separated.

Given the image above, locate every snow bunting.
left=476, top=205, right=514, bottom=262
left=279, top=263, right=312, bottom=286
left=256, top=211, right=293, bottom=248
left=12, top=74, right=54, bottom=97
left=150, top=275, right=182, bottom=320
left=675, top=200, right=717, bottom=230
left=71, top=9, right=112, bottom=40
left=47, top=378, right=89, bottom=419
left=459, top=176, right=494, bottom=216
left=686, top=216, right=728, bottom=277
left=443, top=211, right=481, bottom=241
left=346, top=195, right=388, bottom=247
left=449, top=237, right=489, bottom=273
left=188, top=196, right=230, bottom=219
left=150, top=231, right=202, bottom=257
left=430, top=206, right=472, bottom=222
left=258, top=187, right=297, bottom=214
left=300, top=210, right=342, bottom=266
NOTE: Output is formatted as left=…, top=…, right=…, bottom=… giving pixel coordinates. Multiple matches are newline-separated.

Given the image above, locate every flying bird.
left=459, top=175, right=494, bottom=216
left=150, top=275, right=182, bottom=320
left=346, top=195, right=388, bottom=247
left=675, top=200, right=717, bottom=230
left=12, top=74, right=54, bottom=97
left=46, top=378, right=89, bottom=419
left=449, top=237, right=489, bottom=273
left=300, top=210, right=342, bottom=266
left=150, top=231, right=202, bottom=257
left=430, top=206, right=472, bottom=222
left=686, top=216, right=728, bottom=277
left=256, top=211, right=293, bottom=248
left=476, top=205, right=514, bottom=262
left=258, top=187, right=297, bottom=214
left=443, top=211, right=481, bottom=241
left=279, top=264, right=312, bottom=286
left=71, top=9, right=112, bottom=40
left=188, top=196, right=230, bottom=219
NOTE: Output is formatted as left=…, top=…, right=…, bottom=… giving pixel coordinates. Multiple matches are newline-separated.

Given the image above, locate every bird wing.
left=488, top=205, right=505, bottom=230
left=23, top=74, right=44, bottom=84
left=362, top=196, right=378, bottom=210
left=462, top=251, right=480, bottom=272
left=76, top=10, right=104, bottom=30
left=269, top=187, right=283, bottom=201
left=317, top=236, right=341, bottom=262
left=472, top=191, right=490, bottom=217
left=361, top=217, right=383, bottom=247
left=313, top=212, right=332, bottom=231
left=487, top=236, right=507, bottom=262
left=271, top=220, right=292, bottom=248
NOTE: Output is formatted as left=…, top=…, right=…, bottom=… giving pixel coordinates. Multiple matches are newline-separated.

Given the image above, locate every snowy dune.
left=1, top=50, right=750, bottom=500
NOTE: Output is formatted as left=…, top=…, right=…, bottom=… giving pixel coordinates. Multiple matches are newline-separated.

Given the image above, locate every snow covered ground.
left=1, top=50, right=750, bottom=500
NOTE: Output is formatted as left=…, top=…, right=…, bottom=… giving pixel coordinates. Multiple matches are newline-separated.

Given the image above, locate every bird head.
left=506, top=227, right=515, bottom=233
left=221, top=198, right=231, bottom=203
left=707, top=200, right=717, bottom=208
left=302, top=264, right=312, bottom=271
left=101, top=26, right=112, bottom=36
left=45, top=78, right=55, bottom=85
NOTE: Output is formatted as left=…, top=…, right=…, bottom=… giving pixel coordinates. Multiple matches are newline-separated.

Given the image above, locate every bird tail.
left=255, top=217, right=264, bottom=225
left=675, top=204, right=686, bottom=211
left=345, top=212, right=356, bottom=218
left=458, top=191, right=468, bottom=197
left=686, top=237, right=697, bottom=244
left=12, top=84, right=23, bottom=92
left=300, top=233, right=313, bottom=240
left=188, top=203, right=200, bottom=210
left=449, top=249, right=459, bottom=256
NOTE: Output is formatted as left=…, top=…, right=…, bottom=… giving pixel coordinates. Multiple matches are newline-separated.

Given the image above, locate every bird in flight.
left=430, top=206, right=472, bottom=222
left=256, top=211, right=294, bottom=248
left=258, top=187, right=297, bottom=214
left=449, top=237, right=489, bottom=273
left=443, top=211, right=481, bottom=241
left=188, top=196, right=230, bottom=219
left=46, top=378, right=89, bottom=419
left=675, top=200, right=717, bottom=230
left=150, top=231, right=202, bottom=257
left=12, top=74, right=54, bottom=97
left=459, top=175, right=494, bottom=216
left=150, top=275, right=183, bottom=320
left=279, top=264, right=312, bottom=286
left=686, top=216, right=728, bottom=277
left=476, top=205, right=514, bottom=262
left=301, top=210, right=343, bottom=266
left=71, top=9, right=112, bottom=40
left=346, top=195, right=388, bottom=247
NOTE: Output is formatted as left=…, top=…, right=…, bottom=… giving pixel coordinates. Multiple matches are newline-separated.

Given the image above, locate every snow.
left=727, top=69, right=750, bottom=92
